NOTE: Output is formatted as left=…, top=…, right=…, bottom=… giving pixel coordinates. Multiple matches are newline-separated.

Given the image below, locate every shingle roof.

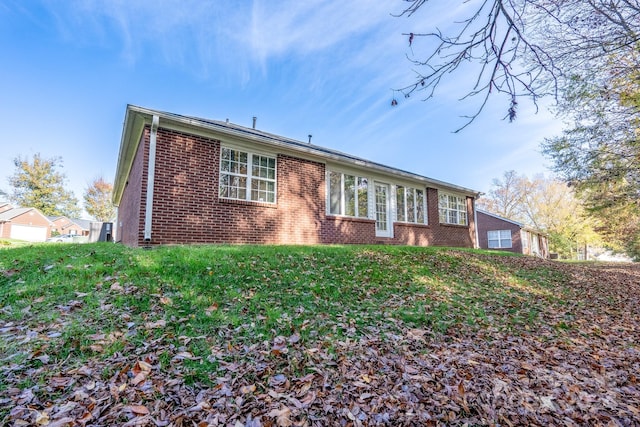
left=114, top=105, right=482, bottom=205
left=0, top=208, right=35, bottom=221
left=477, top=209, right=547, bottom=236
left=71, top=219, right=92, bottom=229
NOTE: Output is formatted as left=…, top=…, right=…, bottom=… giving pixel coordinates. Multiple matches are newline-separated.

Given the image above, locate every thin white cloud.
left=246, top=1, right=391, bottom=62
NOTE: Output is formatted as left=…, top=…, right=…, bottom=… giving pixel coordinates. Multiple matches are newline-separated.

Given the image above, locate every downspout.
left=472, top=196, right=480, bottom=249
left=144, top=115, right=160, bottom=242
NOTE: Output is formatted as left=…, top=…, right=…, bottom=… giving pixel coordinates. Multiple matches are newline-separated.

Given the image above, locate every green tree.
left=8, top=153, right=80, bottom=217
left=480, top=172, right=602, bottom=259
left=83, top=177, right=116, bottom=222
left=542, top=51, right=640, bottom=258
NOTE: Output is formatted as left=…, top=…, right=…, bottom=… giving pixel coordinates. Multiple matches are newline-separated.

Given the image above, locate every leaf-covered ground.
left=0, top=244, right=638, bottom=426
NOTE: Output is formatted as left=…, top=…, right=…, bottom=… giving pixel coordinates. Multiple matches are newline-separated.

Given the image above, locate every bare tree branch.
left=392, top=0, right=639, bottom=130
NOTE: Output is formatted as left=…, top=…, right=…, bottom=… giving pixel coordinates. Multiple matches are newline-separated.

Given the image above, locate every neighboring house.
left=476, top=210, right=549, bottom=258
left=0, top=207, right=53, bottom=242
left=113, top=105, right=482, bottom=247
left=48, top=216, right=91, bottom=236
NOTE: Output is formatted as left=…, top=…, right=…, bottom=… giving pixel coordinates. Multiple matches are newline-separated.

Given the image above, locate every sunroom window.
left=438, top=193, right=467, bottom=225
left=328, top=171, right=369, bottom=218
left=396, top=185, right=426, bottom=224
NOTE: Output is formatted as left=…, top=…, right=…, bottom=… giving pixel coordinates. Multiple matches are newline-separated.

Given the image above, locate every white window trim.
left=394, top=185, right=428, bottom=225
left=438, top=192, right=468, bottom=225
left=488, top=229, right=512, bottom=248
left=219, top=146, right=277, bottom=204
left=327, top=170, right=370, bottom=218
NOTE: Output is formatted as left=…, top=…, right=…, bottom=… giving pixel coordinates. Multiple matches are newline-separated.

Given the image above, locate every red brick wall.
left=476, top=211, right=522, bottom=254
left=322, top=216, right=377, bottom=244
left=117, top=127, right=476, bottom=248
left=277, top=155, right=325, bottom=244
left=139, top=129, right=329, bottom=246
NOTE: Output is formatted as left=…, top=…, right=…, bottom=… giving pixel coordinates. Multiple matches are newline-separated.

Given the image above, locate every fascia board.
left=112, top=107, right=149, bottom=206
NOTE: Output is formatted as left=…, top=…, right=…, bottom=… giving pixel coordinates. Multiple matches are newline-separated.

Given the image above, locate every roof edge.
left=113, top=105, right=482, bottom=203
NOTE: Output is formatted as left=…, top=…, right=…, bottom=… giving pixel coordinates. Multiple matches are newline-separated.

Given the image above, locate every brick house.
left=112, top=105, right=482, bottom=247
left=0, top=206, right=53, bottom=242
left=48, top=216, right=90, bottom=236
left=0, top=202, right=13, bottom=214
left=476, top=209, right=549, bottom=258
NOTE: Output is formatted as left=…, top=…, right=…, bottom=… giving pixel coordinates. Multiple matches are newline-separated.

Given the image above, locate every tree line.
left=478, top=170, right=605, bottom=259
left=2, top=153, right=115, bottom=222
left=395, top=0, right=639, bottom=259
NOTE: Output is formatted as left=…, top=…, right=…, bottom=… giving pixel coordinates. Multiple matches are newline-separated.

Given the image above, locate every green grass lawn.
left=1, top=243, right=638, bottom=425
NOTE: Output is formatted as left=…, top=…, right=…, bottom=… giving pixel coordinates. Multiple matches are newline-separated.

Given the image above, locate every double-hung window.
left=438, top=193, right=467, bottom=225
left=219, top=147, right=276, bottom=203
left=328, top=171, right=369, bottom=218
left=488, top=230, right=512, bottom=248
left=396, top=185, right=426, bottom=224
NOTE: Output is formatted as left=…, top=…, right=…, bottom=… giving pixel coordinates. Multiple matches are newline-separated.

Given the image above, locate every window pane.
left=239, top=157, right=247, bottom=174
left=251, top=179, right=275, bottom=202
left=344, top=175, right=356, bottom=216
left=406, top=188, right=415, bottom=222
left=396, top=186, right=405, bottom=222
left=439, top=194, right=447, bottom=209
left=459, top=211, right=467, bottom=225
left=500, top=230, right=512, bottom=248
left=252, top=154, right=276, bottom=180
left=357, top=177, right=368, bottom=218
left=219, top=174, right=229, bottom=198
left=329, top=171, right=341, bottom=215
left=416, top=190, right=425, bottom=223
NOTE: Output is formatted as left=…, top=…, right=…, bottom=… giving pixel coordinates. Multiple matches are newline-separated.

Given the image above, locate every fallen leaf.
left=172, top=351, right=199, bottom=361
left=126, top=405, right=150, bottom=415
left=145, top=319, right=166, bottom=329
left=268, top=405, right=292, bottom=427
left=240, top=384, right=256, bottom=394
left=205, top=303, right=219, bottom=316
left=35, top=411, right=49, bottom=426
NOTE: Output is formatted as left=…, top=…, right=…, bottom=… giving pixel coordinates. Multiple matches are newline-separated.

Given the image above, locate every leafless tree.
left=394, top=0, right=640, bottom=130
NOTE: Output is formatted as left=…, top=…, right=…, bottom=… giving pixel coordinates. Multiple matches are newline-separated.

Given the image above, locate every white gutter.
left=144, top=115, right=159, bottom=241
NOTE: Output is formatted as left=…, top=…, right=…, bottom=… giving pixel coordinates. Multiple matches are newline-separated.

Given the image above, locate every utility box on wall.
left=89, top=222, right=113, bottom=242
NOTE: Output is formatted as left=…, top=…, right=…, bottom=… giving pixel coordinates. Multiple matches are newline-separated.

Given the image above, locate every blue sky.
left=0, top=1, right=563, bottom=215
